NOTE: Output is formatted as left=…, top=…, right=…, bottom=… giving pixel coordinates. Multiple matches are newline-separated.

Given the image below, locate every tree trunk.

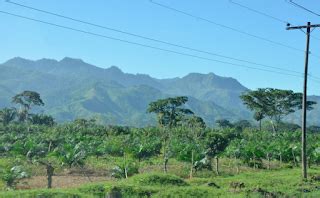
left=270, top=120, right=276, bottom=134
left=124, top=153, right=128, bottom=179
left=124, top=167, right=128, bottom=179
left=267, top=153, right=271, bottom=170
left=279, top=154, right=282, bottom=168
left=189, top=150, right=194, bottom=179
left=163, top=139, right=168, bottom=173
left=48, top=141, right=52, bottom=152
left=259, top=119, right=262, bottom=131
left=215, top=157, right=219, bottom=175
left=292, top=149, right=297, bottom=167
left=46, top=164, right=54, bottom=189
left=235, top=156, right=239, bottom=174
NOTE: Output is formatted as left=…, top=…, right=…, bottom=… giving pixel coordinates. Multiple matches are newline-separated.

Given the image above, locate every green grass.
left=1, top=168, right=320, bottom=197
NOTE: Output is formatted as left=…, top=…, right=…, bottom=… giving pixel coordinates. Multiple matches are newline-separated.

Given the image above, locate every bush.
left=111, top=161, right=139, bottom=179
left=0, top=190, right=86, bottom=198
left=153, top=187, right=217, bottom=198
left=78, top=183, right=106, bottom=196
left=131, top=173, right=188, bottom=186
left=105, top=185, right=156, bottom=198
left=0, top=166, right=29, bottom=189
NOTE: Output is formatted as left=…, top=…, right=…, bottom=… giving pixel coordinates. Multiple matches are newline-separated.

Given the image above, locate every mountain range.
left=0, top=57, right=318, bottom=127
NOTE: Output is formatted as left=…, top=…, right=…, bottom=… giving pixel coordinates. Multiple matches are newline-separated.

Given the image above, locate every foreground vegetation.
left=0, top=89, right=320, bottom=197
left=2, top=168, right=320, bottom=197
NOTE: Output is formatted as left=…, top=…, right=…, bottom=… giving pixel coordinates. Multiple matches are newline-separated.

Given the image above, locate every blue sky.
left=1, top=0, right=320, bottom=94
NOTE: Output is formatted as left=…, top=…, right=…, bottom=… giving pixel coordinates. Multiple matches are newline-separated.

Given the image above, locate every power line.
left=287, top=0, right=320, bottom=17
left=4, top=0, right=304, bottom=76
left=148, top=1, right=308, bottom=53
left=229, top=0, right=289, bottom=24
left=229, top=0, right=320, bottom=41
left=0, top=10, right=309, bottom=79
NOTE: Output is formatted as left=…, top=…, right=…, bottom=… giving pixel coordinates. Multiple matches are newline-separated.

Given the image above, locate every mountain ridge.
left=1, top=57, right=318, bottom=126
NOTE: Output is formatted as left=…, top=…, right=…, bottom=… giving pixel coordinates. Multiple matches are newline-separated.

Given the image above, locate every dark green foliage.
left=147, top=96, right=193, bottom=128
left=78, top=184, right=107, bottom=197
left=308, top=125, right=320, bottom=133
left=241, top=88, right=316, bottom=131
left=29, top=114, right=55, bottom=126
left=12, top=91, right=44, bottom=122
left=111, top=161, right=139, bottom=179
left=56, top=142, right=87, bottom=168
left=215, top=119, right=233, bottom=128
left=131, top=173, right=188, bottom=186
left=0, top=108, right=16, bottom=126
left=233, top=120, right=251, bottom=130
left=129, top=128, right=162, bottom=160
left=0, top=166, right=29, bottom=189
left=154, top=187, right=213, bottom=198
left=205, top=131, right=230, bottom=158
left=0, top=190, right=85, bottom=198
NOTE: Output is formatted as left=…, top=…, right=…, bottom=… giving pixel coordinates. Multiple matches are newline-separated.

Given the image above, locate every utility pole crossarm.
left=286, top=24, right=320, bottom=30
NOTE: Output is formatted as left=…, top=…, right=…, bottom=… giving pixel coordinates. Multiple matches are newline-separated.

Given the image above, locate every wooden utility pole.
left=287, top=22, right=320, bottom=180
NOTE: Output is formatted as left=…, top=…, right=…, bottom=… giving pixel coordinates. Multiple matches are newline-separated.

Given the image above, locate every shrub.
left=153, top=187, right=217, bottom=198
left=131, top=173, right=188, bottom=186
left=111, top=161, right=139, bottom=179
left=0, top=166, right=29, bottom=189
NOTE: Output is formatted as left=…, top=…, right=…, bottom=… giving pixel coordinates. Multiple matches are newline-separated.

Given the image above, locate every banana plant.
left=0, top=166, right=29, bottom=190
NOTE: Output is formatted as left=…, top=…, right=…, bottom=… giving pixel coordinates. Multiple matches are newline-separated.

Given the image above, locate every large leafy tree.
left=12, top=91, right=44, bottom=122
left=240, top=88, right=316, bottom=132
left=147, top=96, right=194, bottom=173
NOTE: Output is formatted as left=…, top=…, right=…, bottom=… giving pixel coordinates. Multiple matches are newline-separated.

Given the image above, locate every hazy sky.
left=1, top=0, right=320, bottom=94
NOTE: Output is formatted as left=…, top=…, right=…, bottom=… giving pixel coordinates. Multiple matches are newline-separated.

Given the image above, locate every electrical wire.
left=0, top=10, right=308, bottom=79
left=4, top=0, right=303, bottom=75
left=288, top=0, right=320, bottom=17
left=149, top=0, right=306, bottom=53
left=229, top=0, right=289, bottom=24
left=229, top=0, right=320, bottom=41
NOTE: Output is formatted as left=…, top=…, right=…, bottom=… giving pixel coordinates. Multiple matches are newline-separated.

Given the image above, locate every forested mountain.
left=0, top=57, right=318, bottom=126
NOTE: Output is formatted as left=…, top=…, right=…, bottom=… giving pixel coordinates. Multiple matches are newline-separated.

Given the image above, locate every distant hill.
left=0, top=57, right=318, bottom=126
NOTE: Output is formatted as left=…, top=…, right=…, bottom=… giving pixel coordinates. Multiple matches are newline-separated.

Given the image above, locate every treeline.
left=0, top=89, right=319, bottom=190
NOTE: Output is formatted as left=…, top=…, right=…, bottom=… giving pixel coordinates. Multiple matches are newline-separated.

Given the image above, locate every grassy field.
left=1, top=166, right=320, bottom=197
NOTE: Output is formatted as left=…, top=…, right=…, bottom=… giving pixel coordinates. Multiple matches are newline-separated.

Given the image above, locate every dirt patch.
left=17, top=175, right=112, bottom=189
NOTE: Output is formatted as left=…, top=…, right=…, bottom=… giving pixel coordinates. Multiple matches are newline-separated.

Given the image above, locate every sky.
left=1, top=0, right=320, bottom=94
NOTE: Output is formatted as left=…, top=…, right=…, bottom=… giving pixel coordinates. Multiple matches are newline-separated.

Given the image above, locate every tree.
left=187, top=116, right=206, bottom=178
left=233, top=120, right=252, bottom=131
left=0, top=108, right=16, bottom=126
left=12, top=91, right=44, bottom=122
left=170, top=127, right=205, bottom=178
left=29, top=114, right=55, bottom=126
left=147, top=96, right=194, bottom=173
left=240, top=88, right=316, bottom=132
left=205, top=131, right=230, bottom=175
left=216, top=119, right=233, bottom=128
